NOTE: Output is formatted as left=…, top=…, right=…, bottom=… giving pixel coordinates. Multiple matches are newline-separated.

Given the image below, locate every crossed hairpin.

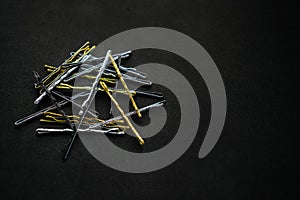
left=15, top=42, right=166, bottom=160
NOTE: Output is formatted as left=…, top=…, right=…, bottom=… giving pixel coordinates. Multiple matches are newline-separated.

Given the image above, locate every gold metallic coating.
left=100, top=81, right=144, bottom=145
left=41, top=112, right=124, bottom=125
left=56, top=83, right=137, bottom=96
left=108, top=54, right=142, bottom=118
left=66, top=41, right=90, bottom=63
left=82, top=75, right=116, bottom=84
left=37, top=42, right=94, bottom=91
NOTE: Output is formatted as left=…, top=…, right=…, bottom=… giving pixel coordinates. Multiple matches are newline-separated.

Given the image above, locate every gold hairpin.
left=81, top=75, right=116, bottom=84
left=109, top=54, right=142, bottom=118
left=66, top=41, right=90, bottom=63
left=35, top=65, right=64, bottom=89
left=39, top=42, right=89, bottom=86
left=56, top=83, right=137, bottom=96
left=100, top=81, right=144, bottom=145
left=44, top=65, right=67, bottom=73
left=41, top=68, right=117, bottom=84
left=41, top=111, right=124, bottom=125
left=37, top=42, right=95, bottom=91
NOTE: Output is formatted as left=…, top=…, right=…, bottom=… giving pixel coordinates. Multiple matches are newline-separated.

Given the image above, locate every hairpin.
left=16, top=42, right=167, bottom=160
left=56, top=83, right=163, bottom=99
left=100, top=81, right=144, bottom=145
left=14, top=91, right=89, bottom=126
left=34, top=43, right=96, bottom=104
left=108, top=54, right=142, bottom=118
left=36, top=127, right=125, bottom=135
left=63, top=50, right=112, bottom=160
left=36, top=42, right=90, bottom=89
left=40, top=111, right=123, bottom=125
left=33, top=71, right=76, bottom=130
left=52, top=91, right=99, bottom=117
left=89, top=100, right=165, bottom=129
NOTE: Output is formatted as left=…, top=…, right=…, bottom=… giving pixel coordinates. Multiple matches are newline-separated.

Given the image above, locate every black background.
left=0, top=0, right=297, bottom=199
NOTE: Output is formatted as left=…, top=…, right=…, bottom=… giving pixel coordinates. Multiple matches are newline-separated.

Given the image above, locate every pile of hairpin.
left=15, top=41, right=166, bottom=160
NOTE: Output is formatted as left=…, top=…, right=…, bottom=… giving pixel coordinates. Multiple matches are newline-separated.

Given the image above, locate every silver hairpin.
left=52, top=91, right=99, bottom=117
left=64, top=50, right=112, bottom=160
left=36, top=127, right=125, bottom=135
left=14, top=91, right=89, bottom=126
left=89, top=100, right=165, bottom=129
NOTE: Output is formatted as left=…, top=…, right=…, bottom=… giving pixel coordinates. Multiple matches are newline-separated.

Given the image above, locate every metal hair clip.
left=63, top=64, right=117, bottom=83
left=109, top=54, right=142, bottom=118
left=33, top=71, right=75, bottom=131
left=100, top=81, right=144, bottom=145
left=14, top=91, right=89, bottom=126
left=101, top=68, right=151, bottom=85
left=84, top=50, right=132, bottom=62
left=40, top=111, right=123, bottom=125
left=63, top=50, right=144, bottom=84
left=34, top=43, right=96, bottom=104
left=118, top=65, right=147, bottom=79
left=16, top=42, right=167, bottom=160
left=36, top=42, right=90, bottom=89
left=122, top=73, right=152, bottom=85
left=63, top=50, right=112, bottom=160
left=56, top=83, right=163, bottom=98
left=52, top=91, right=99, bottom=117
left=36, top=127, right=125, bottom=135
left=89, top=100, right=165, bottom=129
left=42, top=64, right=65, bottom=74
left=64, top=64, right=149, bottom=85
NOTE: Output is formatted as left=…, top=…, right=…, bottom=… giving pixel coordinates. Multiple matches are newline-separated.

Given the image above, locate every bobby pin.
left=52, top=91, right=99, bottom=117
left=69, top=51, right=130, bottom=62
left=113, top=55, right=146, bottom=78
left=118, top=65, right=147, bottom=79
left=14, top=91, right=89, bottom=126
left=122, top=73, right=152, bottom=85
left=100, top=81, right=144, bottom=145
left=34, top=63, right=81, bottom=104
left=81, top=64, right=147, bottom=80
left=34, top=44, right=96, bottom=104
left=62, top=64, right=116, bottom=83
left=37, top=42, right=90, bottom=88
left=56, top=83, right=163, bottom=98
left=39, top=112, right=129, bottom=130
left=44, top=65, right=65, bottom=74
left=109, top=54, right=142, bottom=118
left=63, top=50, right=112, bottom=160
left=79, top=50, right=111, bottom=115
left=33, top=71, right=75, bottom=130
left=102, top=68, right=151, bottom=85
left=63, top=51, right=145, bottom=83
left=36, top=127, right=125, bottom=135
left=63, top=61, right=145, bottom=83
left=73, top=72, right=150, bottom=85
left=15, top=42, right=168, bottom=160
left=80, top=76, right=116, bottom=84
left=40, top=113, right=123, bottom=125
left=66, top=41, right=90, bottom=63
left=42, top=62, right=83, bottom=89
left=43, top=63, right=82, bottom=74
left=89, top=100, right=166, bottom=129
left=83, top=50, right=132, bottom=63
left=47, top=64, right=116, bottom=82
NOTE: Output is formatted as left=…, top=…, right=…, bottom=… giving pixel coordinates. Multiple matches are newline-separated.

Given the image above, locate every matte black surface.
left=0, top=0, right=297, bottom=199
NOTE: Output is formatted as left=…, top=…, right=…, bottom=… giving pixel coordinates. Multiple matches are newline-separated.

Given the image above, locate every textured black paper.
left=0, top=0, right=297, bottom=199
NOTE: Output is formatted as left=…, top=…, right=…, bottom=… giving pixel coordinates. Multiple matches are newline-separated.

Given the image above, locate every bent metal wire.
left=14, top=41, right=165, bottom=160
